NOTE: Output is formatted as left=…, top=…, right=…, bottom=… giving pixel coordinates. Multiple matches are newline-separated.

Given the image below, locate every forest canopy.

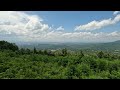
left=0, top=40, right=18, bottom=51
left=0, top=40, right=120, bottom=79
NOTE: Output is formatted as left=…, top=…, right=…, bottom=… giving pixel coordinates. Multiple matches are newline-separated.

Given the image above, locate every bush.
left=97, top=59, right=108, bottom=71
left=58, top=58, right=68, bottom=67
left=65, top=65, right=76, bottom=79
left=108, top=70, right=120, bottom=79
left=97, top=51, right=104, bottom=58
left=108, top=61, right=120, bottom=73
left=76, top=64, right=92, bottom=78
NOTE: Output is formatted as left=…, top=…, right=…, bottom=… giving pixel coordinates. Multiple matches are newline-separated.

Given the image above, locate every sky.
left=0, top=11, right=120, bottom=43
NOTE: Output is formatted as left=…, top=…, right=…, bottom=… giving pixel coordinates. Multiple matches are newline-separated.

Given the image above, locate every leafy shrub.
left=76, top=64, right=92, bottom=78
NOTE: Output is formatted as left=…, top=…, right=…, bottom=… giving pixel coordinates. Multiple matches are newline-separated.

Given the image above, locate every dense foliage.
left=0, top=41, right=120, bottom=79
left=0, top=40, right=18, bottom=51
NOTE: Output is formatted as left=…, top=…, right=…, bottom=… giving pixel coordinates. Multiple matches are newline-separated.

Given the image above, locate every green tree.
left=38, top=50, right=43, bottom=55
left=26, top=48, right=31, bottom=54
left=0, top=40, right=19, bottom=51
left=66, top=65, right=76, bottom=79
left=33, top=47, right=37, bottom=54
left=47, top=50, right=55, bottom=56
left=19, top=48, right=26, bottom=55
left=43, top=49, right=48, bottom=55
left=97, top=51, right=104, bottom=58
left=79, top=50, right=84, bottom=59
left=98, top=60, right=108, bottom=71
left=62, top=48, right=67, bottom=56
left=76, top=64, right=92, bottom=78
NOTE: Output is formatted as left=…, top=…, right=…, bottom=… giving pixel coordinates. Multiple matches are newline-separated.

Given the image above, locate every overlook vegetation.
left=0, top=40, right=120, bottom=79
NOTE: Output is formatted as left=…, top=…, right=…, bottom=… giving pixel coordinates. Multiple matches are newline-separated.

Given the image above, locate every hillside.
left=18, top=40, right=120, bottom=52
left=0, top=40, right=120, bottom=79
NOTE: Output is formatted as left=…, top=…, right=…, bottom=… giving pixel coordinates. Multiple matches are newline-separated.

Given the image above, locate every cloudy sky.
left=0, top=11, right=120, bottom=43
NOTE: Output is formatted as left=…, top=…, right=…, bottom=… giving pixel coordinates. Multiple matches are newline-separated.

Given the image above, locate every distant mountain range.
left=18, top=40, right=120, bottom=51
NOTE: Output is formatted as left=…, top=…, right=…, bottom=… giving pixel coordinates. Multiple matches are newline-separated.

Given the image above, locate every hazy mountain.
left=18, top=40, right=120, bottom=51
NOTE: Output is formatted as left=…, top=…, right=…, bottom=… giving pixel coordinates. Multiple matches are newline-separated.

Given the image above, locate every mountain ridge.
left=17, top=40, right=120, bottom=52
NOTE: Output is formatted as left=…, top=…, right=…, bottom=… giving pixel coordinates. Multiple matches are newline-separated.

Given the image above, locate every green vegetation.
left=19, top=41, right=120, bottom=53
left=0, top=40, right=18, bottom=51
left=0, top=40, right=120, bottom=79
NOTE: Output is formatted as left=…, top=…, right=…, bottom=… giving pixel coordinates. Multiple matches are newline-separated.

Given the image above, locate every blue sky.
left=0, top=11, right=120, bottom=43
left=25, top=11, right=115, bottom=32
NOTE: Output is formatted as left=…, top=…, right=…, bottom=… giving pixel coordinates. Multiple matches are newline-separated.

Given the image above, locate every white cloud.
left=56, top=26, right=64, bottom=31
left=41, top=31, right=120, bottom=43
left=0, top=11, right=51, bottom=42
left=0, top=11, right=120, bottom=43
left=113, top=11, right=119, bottom=15
left=75, top=14, right=120, bottom=31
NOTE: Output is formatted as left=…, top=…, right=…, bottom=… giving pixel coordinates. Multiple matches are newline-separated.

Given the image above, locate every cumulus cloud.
left=113, top=11, right=119, bottom=15
left=75, top=14, right=120, bottom=31
left=0, top=11, right=120, bottom=43
left=0, top=11, right=51, bottom=42
left=56, top=26, right=64, bottom=31
left=40, top=31, right=120, bottom=43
